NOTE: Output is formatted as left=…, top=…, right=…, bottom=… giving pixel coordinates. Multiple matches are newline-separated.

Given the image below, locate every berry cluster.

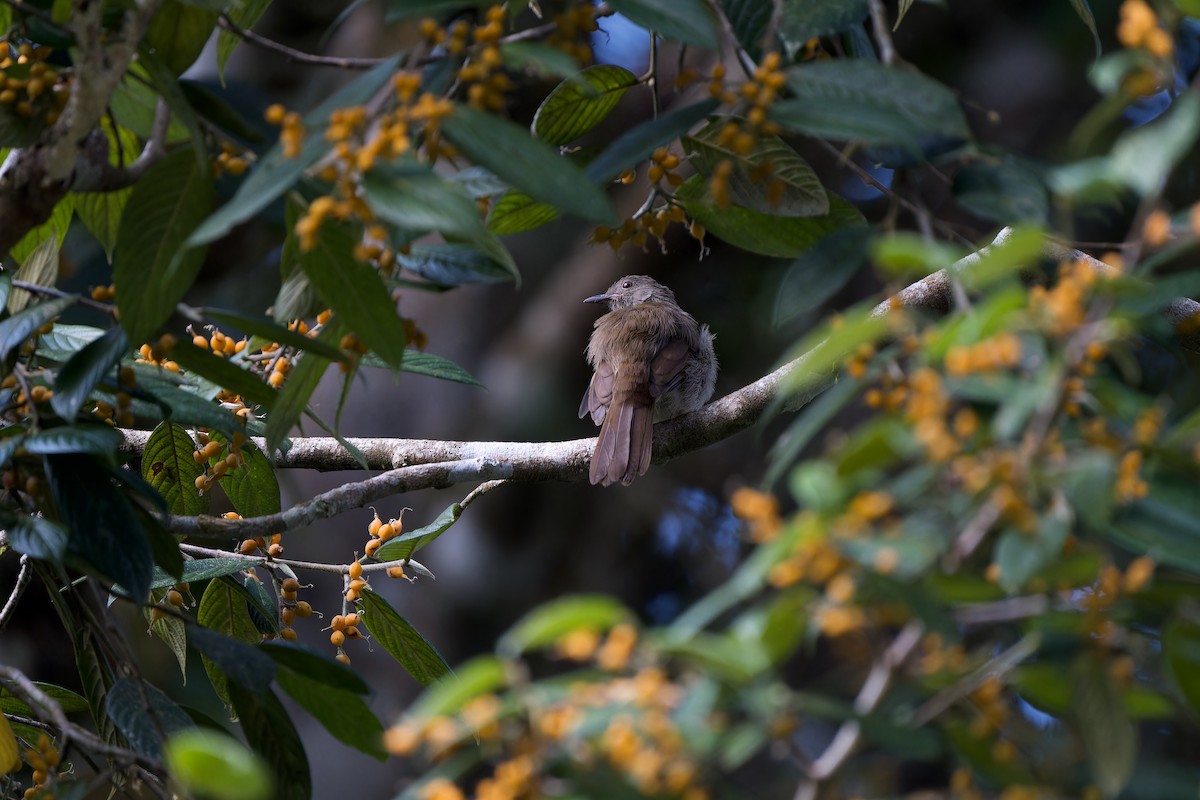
left=0, top=41, right=70, bottom=125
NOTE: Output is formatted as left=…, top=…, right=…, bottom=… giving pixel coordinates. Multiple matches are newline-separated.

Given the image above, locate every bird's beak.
left=583, top=293, right=610, bottom=304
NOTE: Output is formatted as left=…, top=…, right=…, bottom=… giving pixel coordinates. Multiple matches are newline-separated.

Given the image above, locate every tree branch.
left=793, top=621, right=925, bottom=800
left=115, top=228, right=1200, bottom=538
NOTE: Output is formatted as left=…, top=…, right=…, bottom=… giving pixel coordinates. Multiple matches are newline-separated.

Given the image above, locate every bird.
left=580, top=275, right=717, bottom=486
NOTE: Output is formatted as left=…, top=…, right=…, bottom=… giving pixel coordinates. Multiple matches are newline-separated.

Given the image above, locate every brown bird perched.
left=580, top=275, right=717, bottom=486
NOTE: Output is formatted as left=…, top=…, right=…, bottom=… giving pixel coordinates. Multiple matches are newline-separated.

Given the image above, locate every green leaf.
left=585, top=99, right=719, bottom=183
left=1073, top=652, right=1137, bottom=797
left=411, top=656, right=507, bottom=719
left=149, top=610, right=189, bottom=678
left=165, top=728, right=273, bottom=800
left=260, top=642, right=370, bottom=695
left=9, top=195, right=72, bottom=266
left=954, top=158, right=1049, bottom=225
left=142, top=422, right=208, bottom=516
left=373, top=503, right=461, bottom=562
left=777, top=0, right=869, bottom=56
left=127, top=370, right=246, bottom=439
left=658, top=631, right=771, bottom=684
left=869, top=231, right=968, bottom=278
left=357, top=589, right=452, bottom=686
left=775, top=224, right=870, bottom=324
left=1164, top=615, right=1200, bottom=718
left=47, top=454, right=154, bottom=601
left=894, top=0, right=915, bottom=29
left=532, top=65, right=637, bottom=146
left=0, top=683, right=90, bottom=715
left=719, top=0, right=771, bottom=58
left=180, top=81, right=266, bottom=143
left=731, top=587, right=812, bottom=665
left=498, top=595, right=628, bottom=658
left=8, top=231, right=61, bottom=312
left=151, top=557, right=261, bottom=589
left=392, top=349, right=482, bottom=386
left=203, top=308, right=346, bottom=362
left=684, top=118, right=829, bottom=216
left=773, top=60, right=970, bottom=157
left=105, top=678, right=194, bottom=759
left=190, top=622, right=276, bottom=694
left=197, top=577, right=264, bottom=708
left=36, top=323, right=105, bottom=361
left=486, top=190, right=560, bottom=235
left=675, top=174, right=864, bottom=258
left=114, top=148, right=214, bottom=345
left=501, top=41, right=582, bottom=80
left=263, top=326, right=338, bottom=456
left=140, top=48, right=208, bottom=166
left=7, top=515, right=68, bottom=561
left=23, top=423, right=123, bottom=459
left=397, top=242, right=517, bottom=285
left=217, top=0, right=272, bottom=81
left=166, top=341, right=277, bottom=409
left=77, top=121, right=135, bottom=261
left=230, top=686, right=311, bottom=800
left=607, top=0, right=719, bottom=49
left=50, top=327, right=129, bottom=420
left=0, top=296, right=76, bottom=360
left=188, top=55, right=402, bottom=247
left=994, top=497, right=1070, bottom=593
left=275, top=667, right=386, bottom=760
left=362, top=169, right=518, bottom=281
left=299, top=222, right=407, bottom=369
left=145, top=0, right=218, bottom=75
left=212, top=434, right=281, bottom=519
left=1110, top=92, right=1200, bottom=196
left=0, top=104, right=46, bottom=148
left=441, top=105, right=615, bottom=224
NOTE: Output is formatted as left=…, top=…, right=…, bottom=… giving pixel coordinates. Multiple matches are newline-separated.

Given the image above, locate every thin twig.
left=814, top=139, right=974, bottom=247
left=461, top=479, right=506, bottom=510
left=0, top=665, right=157, bottom=767
left=0, top=554, right=31, bottom=629
left=947, top=498, right=1003, bottom=567
left=217, top=14, right=387, bottom=70
left=867, top=0, right=897, bottom=65
left=911, top=633, right=1041, bottom=726
left=177, top=542, right=424, bottom=576
left=793, top=621, right=924, bottom=799
left=11, top=280, right=115, bottom=315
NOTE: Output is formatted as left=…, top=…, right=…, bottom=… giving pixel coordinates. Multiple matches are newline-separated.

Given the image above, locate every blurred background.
left=1, top=0, right=1174, bottom=795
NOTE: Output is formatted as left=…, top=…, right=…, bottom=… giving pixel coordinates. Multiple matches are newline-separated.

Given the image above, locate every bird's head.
left=583, top=275, right=676, bottom=310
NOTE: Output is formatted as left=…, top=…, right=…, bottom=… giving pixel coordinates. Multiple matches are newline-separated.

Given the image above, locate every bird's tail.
left=590, top=391, right=653, bottom=486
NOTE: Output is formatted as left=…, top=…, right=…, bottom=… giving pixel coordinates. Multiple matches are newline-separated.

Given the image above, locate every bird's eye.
left=622, top=281, right=632, bottom=288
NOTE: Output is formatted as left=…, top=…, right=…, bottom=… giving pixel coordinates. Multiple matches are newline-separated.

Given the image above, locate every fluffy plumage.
left=580, top=275, right=717, bottom=486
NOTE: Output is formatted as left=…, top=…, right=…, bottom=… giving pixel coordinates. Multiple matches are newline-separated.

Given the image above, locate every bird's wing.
left=579, top=355, right=615, bottom=425
left=648, top=338, right=690, bottom=398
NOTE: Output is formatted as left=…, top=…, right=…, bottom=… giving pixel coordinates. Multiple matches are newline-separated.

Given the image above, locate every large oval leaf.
left=357, top=589, right=451, bottom=686
left=142, top=421, right=208, bottom=516
left=441, top=105, right=615, bottom=224
left=114, top=148, right=214, bottom=345
left=607, top=0, right=719, bottom=49
left=674, top=174, right=863, bottom=258
left=532, top=65, right=637, bottom=146
left=684, top=117, right=829, bottom=216
left=772, top=59, right=970, bottom=159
